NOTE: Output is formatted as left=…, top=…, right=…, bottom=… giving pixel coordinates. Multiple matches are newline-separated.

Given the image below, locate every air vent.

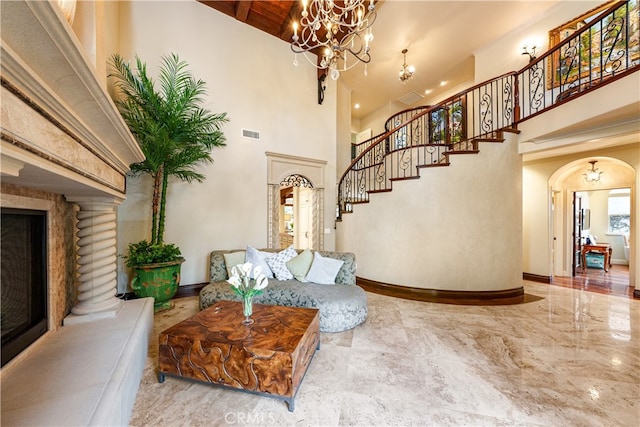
left=396, top=91, right=424, bottom=106
left=242, top=129, right=260, bottom=140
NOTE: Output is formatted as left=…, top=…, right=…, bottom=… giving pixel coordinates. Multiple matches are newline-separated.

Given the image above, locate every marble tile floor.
left=130, top=282, right=639, bottom=426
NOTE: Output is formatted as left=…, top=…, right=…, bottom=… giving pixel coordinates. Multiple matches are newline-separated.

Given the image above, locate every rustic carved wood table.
left=158, top=300, right=320, bottom=411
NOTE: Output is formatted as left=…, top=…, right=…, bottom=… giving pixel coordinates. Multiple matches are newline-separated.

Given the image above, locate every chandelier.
left=399, top=49, right=415, bottom=83
left=291, top=0, right=377, bottom=81
left=584, top=160, right=604, bottom=183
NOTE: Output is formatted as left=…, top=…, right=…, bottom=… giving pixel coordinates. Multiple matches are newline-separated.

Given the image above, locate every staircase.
left=338, top=0, right=639, bottom=218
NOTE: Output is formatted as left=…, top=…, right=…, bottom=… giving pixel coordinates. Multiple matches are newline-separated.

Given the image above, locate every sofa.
left=199, top=248, right=368, bottom=332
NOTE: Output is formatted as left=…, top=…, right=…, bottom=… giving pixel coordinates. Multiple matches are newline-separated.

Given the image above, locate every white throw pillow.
left=305, top=251, right=344, bottom=285
left=245, top=246, right=274, bottom=279
left=265, top=245, right=297, bottom=280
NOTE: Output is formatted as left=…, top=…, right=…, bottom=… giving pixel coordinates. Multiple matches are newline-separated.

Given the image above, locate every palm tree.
left=110, top=53, right=228, bottom=248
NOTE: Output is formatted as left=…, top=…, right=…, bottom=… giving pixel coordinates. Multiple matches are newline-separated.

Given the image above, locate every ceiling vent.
left=396, top=91, right=424, bottom=106
left=242, top=129, right=260, bottom=140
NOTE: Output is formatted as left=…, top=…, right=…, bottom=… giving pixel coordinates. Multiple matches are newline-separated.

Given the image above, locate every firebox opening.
left=1, top=208, right=48, bottom=367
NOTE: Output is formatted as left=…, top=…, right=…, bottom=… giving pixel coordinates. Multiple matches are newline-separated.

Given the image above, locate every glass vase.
left=242, top=295, right=254, bottom=325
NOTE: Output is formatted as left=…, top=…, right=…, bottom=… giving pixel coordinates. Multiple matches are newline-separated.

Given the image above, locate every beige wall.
left=114, top=1, right=338, bottom=289
left=336, top=79, right=353, bottom=187
left=338, top=133, right=522, bottom=292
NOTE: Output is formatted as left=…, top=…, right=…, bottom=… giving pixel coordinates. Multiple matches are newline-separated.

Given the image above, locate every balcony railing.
left=339, top=0, right=639, bottom=217
left=519, top=0, right=639, bottom=120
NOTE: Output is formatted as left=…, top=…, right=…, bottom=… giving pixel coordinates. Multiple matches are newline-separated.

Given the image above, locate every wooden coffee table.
left=157, top=301, right=320, bottom=411
left=581, top=243, right=612, bottom=272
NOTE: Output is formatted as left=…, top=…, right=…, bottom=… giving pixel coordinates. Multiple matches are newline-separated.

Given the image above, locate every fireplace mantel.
left=0, top=0, right=144, bottom=198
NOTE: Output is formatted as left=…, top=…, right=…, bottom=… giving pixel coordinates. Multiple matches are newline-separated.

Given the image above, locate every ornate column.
left=64, top=196, right=122, bottom=324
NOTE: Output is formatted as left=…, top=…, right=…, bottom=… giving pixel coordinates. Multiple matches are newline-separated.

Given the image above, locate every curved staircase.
left=336, top=0, right=639, bottom=302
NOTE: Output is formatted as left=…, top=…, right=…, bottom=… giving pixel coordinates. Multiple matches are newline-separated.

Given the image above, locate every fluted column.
left=65, top=197, right=122, bottom=324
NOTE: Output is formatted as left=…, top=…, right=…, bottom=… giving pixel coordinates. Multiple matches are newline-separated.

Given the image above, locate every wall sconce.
left=522, top=44, right=537, bottom=63
left=583, top=160, right=604, bottom=183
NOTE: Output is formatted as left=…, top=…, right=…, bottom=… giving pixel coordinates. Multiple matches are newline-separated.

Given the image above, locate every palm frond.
left=108, top=52, right=229, bottom=244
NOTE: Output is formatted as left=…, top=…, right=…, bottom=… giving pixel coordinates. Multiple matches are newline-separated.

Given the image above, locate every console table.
left=581, top=243, right=612, bottom=272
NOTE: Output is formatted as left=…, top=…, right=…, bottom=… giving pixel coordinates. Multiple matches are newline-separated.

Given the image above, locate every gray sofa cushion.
left=200, top=249, right=367, bottom=332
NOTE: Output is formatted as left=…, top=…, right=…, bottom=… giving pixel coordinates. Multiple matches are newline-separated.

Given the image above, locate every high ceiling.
left=199, top=1, right=563, bottom=119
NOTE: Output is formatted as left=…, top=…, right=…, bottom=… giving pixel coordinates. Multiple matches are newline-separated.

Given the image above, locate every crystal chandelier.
left=399, top=49, right=415, bottom=83
left=584, top=160, right=604, bottom=183
left=291, top=0, right=376, bottom=81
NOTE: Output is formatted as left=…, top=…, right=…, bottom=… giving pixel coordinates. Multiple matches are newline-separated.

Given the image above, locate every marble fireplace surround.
left=1, top=2, right=152, bottom=425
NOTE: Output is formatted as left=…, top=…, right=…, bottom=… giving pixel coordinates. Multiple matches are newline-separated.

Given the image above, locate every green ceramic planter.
left=131, top=258, right=185, bottom=312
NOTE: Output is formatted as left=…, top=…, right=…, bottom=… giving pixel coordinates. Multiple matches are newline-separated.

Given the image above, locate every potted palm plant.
left=110, top=53, right=228, bottom=311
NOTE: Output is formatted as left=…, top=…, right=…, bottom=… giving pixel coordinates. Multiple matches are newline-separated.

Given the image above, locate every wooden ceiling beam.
left=197, top=1, right=234, bottom=18
left=235, top=0, right=251, bottom=22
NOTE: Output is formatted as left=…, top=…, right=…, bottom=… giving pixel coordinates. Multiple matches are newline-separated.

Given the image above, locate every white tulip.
left=240, top=262, right=252, bottom=277
left=253, top=264, right=263, bottom=278
left=231, top=264, right=242, bottom=277
left=227, top=276, right=241, bottom=289
left=254, top=274, right=268, bottom=291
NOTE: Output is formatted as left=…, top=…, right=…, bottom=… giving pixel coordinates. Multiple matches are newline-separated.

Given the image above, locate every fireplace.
left=1, top=2, right=153, bottom=425
left=1, top=208, right=48, bottom=367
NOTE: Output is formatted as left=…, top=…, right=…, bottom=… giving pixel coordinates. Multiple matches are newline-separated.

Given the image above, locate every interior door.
left=572, top=193, right=582, bottom=276
left=551, top=190, right=559, bottom=276
left=296, top=188, right=313, bottom=249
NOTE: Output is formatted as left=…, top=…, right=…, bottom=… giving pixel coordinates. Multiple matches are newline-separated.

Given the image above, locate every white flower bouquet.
left=226, top=263, right=268, bottom=322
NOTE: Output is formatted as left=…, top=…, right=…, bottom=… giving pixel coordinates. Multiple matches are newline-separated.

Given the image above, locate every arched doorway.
left=266, top=152, right=326, bottom=251
left=549, top=157, right=635, bottom=290
left=278, top=174, right=317, bottom=249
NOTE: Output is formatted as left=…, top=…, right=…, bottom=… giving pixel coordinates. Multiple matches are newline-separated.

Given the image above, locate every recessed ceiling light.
left=440, top=81, right=447, bottom=86
left=424, top=89, right=432, bottom=94
left=354, top=103, right=360, bottom=109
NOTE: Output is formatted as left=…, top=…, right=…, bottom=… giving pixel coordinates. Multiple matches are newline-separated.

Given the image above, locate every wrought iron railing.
left=518, top=0, right=639, bottom=120
left=338, top=0, right=639, bottom=217
left=339, top=72, right=516, bottom=214
left=351, top=107, right=428, bottom=160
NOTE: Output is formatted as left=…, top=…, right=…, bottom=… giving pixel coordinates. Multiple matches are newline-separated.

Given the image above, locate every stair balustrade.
left=338, top=0, right=639, bottom=219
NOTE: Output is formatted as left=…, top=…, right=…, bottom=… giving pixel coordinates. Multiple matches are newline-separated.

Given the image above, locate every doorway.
left=266, top=152, right=327, bottom=251
left=277, top=176, right=315, bottom=249
left=549, top=157, right=634, bottom=296
left=571, top=187, right=630, bottom=277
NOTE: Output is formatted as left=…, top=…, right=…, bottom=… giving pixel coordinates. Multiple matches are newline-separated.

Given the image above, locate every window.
left=394, top=119, right=407, bottom=149
left=608, top=188, right=630, bottom=234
